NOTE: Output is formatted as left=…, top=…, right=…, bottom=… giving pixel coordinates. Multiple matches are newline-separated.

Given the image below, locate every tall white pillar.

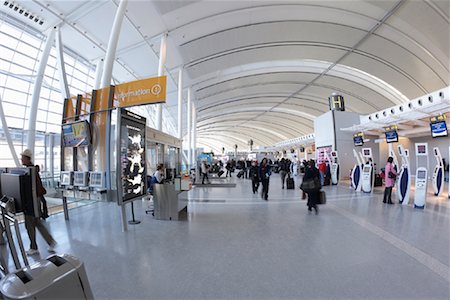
left=177, top=68, right=183, bottom=140
left=0, top=95, right=20, bottom=167
left=26, top=27, right=56, bottom=159
left=94, top=58, right=104, bottom=90
left=55, top=27, right=70, bottom=100
left=156, top=34, right=167, bottom=131
left=192, top=102, right=197, bottom=165
left=187, top=88, right=192, bottom=168
left=100, top=0, right=128, bottom=88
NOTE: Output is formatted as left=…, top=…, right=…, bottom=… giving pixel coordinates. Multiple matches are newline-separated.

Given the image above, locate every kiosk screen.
left=417, top=145, right=426, bottom=154
left=363, top=149, right=370, bottom=156
left=417, top=170, right=426, bottom=179
left=363, top=166, right=371, bottom=172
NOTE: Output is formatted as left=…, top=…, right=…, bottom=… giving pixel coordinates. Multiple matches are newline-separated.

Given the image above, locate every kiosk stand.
left=414, top=143, right=429, bottom=209
left=327, top=151, right=339, bottom=185
left=397, top=145, right=411, bottom=205
left=432, top=147, right=444, bottom=196
left=351, top=149, right=363, bottom=191
left=448, top=146, right=450, bottom=200
left=361, top=148, right=373, bottom=193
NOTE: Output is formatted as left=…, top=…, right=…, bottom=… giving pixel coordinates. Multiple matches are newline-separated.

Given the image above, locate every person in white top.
left=154, top=164, right=164, bottom=183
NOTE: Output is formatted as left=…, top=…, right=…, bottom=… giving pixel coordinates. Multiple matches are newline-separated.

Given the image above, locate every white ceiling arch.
left=5, top=0, right=448, bottom=152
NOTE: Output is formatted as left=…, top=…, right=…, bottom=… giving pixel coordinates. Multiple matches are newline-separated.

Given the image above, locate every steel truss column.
left=100, top=0, right=128, bottom=88
left=0, top=94, right=20, bottom=166
left=177, top=68, right=183, bottom=140
left=55, top=26, right=70, bottom=99
left=26, top=27, right=56, bottom=159
left=187, top=88, right=192, bottom=168
left=94, top=58, right=104, bottom=90
left=156, top=33, right=167, bottom=131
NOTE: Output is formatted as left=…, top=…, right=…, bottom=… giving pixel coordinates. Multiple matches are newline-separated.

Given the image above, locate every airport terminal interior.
left=0, top=0, right=449, bottom=299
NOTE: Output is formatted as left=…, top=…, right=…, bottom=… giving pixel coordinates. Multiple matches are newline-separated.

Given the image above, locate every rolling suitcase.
left=237, top=170, right=244, bottom=178
left=218, top=170, right=224, bottom=177
left=319, top=191, right=327, bottom=204
left=286, top=176, right=295, bottom=189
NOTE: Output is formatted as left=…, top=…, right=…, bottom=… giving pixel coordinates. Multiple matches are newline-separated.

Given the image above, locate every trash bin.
left=0, top=254, right=94, bottom=300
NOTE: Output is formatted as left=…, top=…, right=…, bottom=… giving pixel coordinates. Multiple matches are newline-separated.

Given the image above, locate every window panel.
left=0, top=46, right=15, bottom=61
left=36, top=122, right=46, bottom=132
left=4, top=76, right=30, bottom=93
left=17, top=42, right=39, bottom=58
left=48, top=102, right=63, bottom=114
left=9, top=63, right=33, bottom=75
left=12, top=52, right=35, bottom=68
left=0, top=33, right=19, bottom=49
left=2, top=88, right=29, bottom=105
left=20, top=34, right=42, bottom=48
left=5, top=116, right=24, bottom=129
left=2, top=102, right=26, bottom=116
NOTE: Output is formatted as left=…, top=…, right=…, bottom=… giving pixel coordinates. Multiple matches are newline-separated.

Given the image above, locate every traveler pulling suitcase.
left=286, top=174, right=295, bottom=189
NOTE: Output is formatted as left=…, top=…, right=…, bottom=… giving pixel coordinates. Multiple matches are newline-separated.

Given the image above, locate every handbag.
left=388, top=171, right=396, bottom=179
left=300, top=177, right=321, bottom=192
left=319, top=191, right=327, bottom=205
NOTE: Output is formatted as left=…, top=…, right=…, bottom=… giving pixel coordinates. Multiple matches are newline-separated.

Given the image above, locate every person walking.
left=383, top=157, right=397, bottom=204
left=279, top=158, right=288, bottom=189
left=20, top=149, right=57, bottom=256
left=259, top=158, right=271, bottom=200
left=249, top=160, right=260, bottom=194
left=303, top=159, right=321, bottom=214
left=225, top=161, right=232, bottom=177
left=201, top=160, right=210, bottom=184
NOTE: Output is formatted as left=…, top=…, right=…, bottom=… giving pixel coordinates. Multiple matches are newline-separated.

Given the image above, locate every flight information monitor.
left=430, top=121, right=448, bottom=138
left=385, top=130, right=398, bottom=143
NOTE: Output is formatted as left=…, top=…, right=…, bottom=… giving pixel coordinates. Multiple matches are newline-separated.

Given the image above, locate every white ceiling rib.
left=3, top=0, right=448, bottom=151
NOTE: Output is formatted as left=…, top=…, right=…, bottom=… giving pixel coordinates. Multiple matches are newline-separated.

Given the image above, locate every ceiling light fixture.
left=4, top=2, right=45, bottom=25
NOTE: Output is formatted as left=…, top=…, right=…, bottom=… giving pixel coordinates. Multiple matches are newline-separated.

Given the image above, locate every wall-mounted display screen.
left=62, top=120, right=91, bottom=147
left=430, top=121, right=448, bottom=138
left=353, top=136, right=364, bottom=146
left=385, top=130, right=398, bottom=143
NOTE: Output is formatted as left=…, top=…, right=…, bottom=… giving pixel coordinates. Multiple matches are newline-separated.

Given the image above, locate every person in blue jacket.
left=259, top=158, right=271, bottom=200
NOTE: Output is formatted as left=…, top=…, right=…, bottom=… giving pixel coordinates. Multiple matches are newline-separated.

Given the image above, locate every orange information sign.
left=114, top=76, right=166, bottom=107
left=64, top=96, right=77, bottom=122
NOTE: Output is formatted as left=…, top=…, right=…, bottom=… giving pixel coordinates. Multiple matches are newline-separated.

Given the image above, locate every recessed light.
left=3, top=2, right=9, bottom=6
left=39, top=20, right=43, bottom=25
left=24, top=12, right=29, bottom=16
left=13, top=5, right=18, bottom=11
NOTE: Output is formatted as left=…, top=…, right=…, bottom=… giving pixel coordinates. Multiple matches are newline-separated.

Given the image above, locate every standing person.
left=279, top=158, right=288, bottom=189
left=318, top=161, right=327, bottom=186
left=303, top=159, right=321, bottom=214
left=259, top=158, right=271, bottom=200
left=201, top=160, right=210, bottom=184
left=20, top=149, right=57, bottom=256
left=35, top=165, right=49, bottom=220
left=249, top=160, right=260, bottom=194
left=383, top=157, right=397, bottom=204
left=154, top=164, right=165, bottom=183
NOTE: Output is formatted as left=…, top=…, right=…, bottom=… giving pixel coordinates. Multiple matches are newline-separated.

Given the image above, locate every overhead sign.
left=114, top=76, right=166, bottom=108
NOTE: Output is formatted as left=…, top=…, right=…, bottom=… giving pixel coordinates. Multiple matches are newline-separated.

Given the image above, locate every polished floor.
left=2, top=173, right=450, bottom=299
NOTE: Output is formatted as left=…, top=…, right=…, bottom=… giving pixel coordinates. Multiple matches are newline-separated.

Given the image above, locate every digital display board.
left=430, top=121, right=448, bottom=138
left=62, top=120, right=91, bottom=147
left=353, top=136, right=364, bottom=146
left=385, top=130, right=398, bottom=143
left=117, top=109, right=147, bottom=204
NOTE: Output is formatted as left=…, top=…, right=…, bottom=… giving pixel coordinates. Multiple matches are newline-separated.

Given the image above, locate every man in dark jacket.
left=303, top=159, right=321, bottom=215
left=259, top=158, right=271, bottom=200
left=21, top=149, right=57, bottom=256
left=249, top=160, right=260, bottom=194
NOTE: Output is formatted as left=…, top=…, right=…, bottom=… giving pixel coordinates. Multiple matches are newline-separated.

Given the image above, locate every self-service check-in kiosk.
left=397, top=145, right=411, bottom=205
left=432, top=147, right=444, bottom=196
left=361, top=148, right=373, bottom=193
left=414, top=143, right=429, bottom=209
left=326, top=151, right=339, bottom=185
left=351, top=149, right=363, bottom=191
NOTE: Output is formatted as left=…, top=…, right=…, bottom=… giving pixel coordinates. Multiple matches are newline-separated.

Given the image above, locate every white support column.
left=100, top=0, right=128, bottom=88
left=26, top=27, right=56, bottom=159
left=0, top=95, right=20, bottom=167
left=156, top=33, right=167, bottom=131
left=177, top=68, right=183, bottom=140
left=192, top=102, right=197, bottom=165
left=187, top=88, right=192, bottom=168
left=94, top=58, right=104, bottom=90
left=55, top=27, right=70, bottom=100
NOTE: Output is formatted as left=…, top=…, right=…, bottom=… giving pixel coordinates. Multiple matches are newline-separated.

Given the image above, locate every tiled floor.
left=2, top=174, right=449, bottom=299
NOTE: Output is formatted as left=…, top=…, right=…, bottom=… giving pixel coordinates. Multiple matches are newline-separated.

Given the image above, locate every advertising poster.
left=118, top=110, right=146, bottom=203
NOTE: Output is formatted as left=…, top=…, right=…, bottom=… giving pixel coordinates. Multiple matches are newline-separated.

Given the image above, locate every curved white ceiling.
left=6, top=0, right=448, bottom=152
